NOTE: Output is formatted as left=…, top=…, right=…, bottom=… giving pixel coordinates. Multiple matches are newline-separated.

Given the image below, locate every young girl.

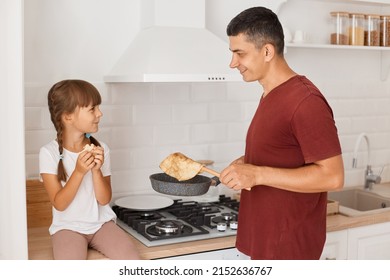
left=39, top=79, right=140, bottom=260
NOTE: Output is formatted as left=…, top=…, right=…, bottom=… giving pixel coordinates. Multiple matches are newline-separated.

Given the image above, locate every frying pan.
left=150, top=173, right=220, bottom=196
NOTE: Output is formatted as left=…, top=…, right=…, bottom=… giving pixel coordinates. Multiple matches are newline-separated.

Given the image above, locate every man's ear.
left=264, top=44, right=275, bottom=61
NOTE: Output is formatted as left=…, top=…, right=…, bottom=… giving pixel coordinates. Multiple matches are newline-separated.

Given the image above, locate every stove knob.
left=217, top=222, right=227, bottom=232
left=229, top=221, right=238, bottom=230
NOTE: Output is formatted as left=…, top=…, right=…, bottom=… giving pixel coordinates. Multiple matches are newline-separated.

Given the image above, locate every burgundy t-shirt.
left=236, top=75, right=342, bottom=259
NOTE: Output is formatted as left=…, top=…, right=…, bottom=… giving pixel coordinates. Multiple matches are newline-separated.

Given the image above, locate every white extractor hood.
left=104, top=0, right=241, bottom=83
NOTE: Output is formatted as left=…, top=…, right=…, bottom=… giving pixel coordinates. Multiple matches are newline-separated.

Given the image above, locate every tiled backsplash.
left=22, top=0, right=390, bottom=198
left=25, top=77, right=390, bottom=197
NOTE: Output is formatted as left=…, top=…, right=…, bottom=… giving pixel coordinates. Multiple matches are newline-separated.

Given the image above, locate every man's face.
left=228, top=33, right=267, bottom=82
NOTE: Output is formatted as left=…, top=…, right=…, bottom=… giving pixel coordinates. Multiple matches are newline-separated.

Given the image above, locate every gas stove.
left=112, top=195, right=239, bottom=247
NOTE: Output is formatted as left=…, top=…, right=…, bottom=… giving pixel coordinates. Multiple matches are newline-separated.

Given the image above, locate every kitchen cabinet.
left=322, top=221, right=390, bottom=260
left=164, top=231, right=350, bottom=260
left=320, top=230, right=348, bottom=260
left=163, top=222, right=390, bottom=260
left=348, top=221, right=390, bottom=259
left=160, top=247, right=250, bottom=260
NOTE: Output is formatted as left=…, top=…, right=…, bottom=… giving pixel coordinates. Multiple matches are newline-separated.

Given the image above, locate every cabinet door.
left=348, top=221, right=390, bottom=259
left=320, top=230, right=348, bottom=260
left=162, top=248, right=250, bottom=260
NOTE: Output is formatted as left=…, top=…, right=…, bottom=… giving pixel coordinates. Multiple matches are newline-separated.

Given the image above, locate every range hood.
left=104, top=0, right=241, bottom=83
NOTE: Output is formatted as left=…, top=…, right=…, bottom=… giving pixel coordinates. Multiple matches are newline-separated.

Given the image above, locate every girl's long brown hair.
left=47, top=80, right=101, bottom=182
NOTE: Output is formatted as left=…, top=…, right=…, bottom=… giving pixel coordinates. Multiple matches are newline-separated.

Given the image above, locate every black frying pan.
left=150, top=173, right=220, bottom=196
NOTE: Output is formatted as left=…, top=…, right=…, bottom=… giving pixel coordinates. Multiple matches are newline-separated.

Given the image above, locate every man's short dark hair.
left=227, top=6, right=285, bottom=55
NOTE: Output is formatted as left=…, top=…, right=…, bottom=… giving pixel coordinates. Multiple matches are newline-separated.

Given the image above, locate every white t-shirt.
left=39, top=140, right=116, bottom=235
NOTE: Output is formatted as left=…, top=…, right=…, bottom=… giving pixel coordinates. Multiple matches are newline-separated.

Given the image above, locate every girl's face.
left=68, top=104, right=103, bottom=134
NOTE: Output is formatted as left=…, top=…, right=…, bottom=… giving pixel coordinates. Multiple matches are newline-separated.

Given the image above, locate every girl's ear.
left=62, top=112, right=74, bottom=124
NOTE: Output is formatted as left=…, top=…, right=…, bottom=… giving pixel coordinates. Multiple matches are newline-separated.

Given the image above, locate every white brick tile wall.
left=209, top=142, right=246, bottom=164
left=93, top=127, right=113, bottom=146
left=242, top=102, right=258, bottom=120
left=111, top=168, right=159, bottom=194
left=173, top=103, right=208, bottom=123
left=42, top=109, right=54, bottom=129
left=110, top=83, right=153, bottom=104
left=191, top=123, right=228, bottom=144
left=25, top=71, right=390, bottom=195
left=110, top=149, right=133, bottom=171
left=209, top=102, right=244, bottom=122
left=191, top=83, right=226, bottom=101
left=351, top=116, right=390, bottom=133
left=153, top=83, right=191, bottom=103
left=334, top=118, right=352, bottom=135
left=24, top=83, right=50, bottom=106
left=155, top=145, right=211, bottom=165
left=154, top=124, right=190, bottom=146
left=227, top=122, right=250, bottom=142
left=226, top=81, right=260, bottom=101
left=24, top=107, right=44, bottom=130
left=111, top=126, right=154, bottom=148
left=133, top=105, right=172, bottom=125
left=25, top=130, right=56, bottom=154
left=21, top=0, right=390, bottom=200
left=130, top=147, right=162, bottom=168
left=25, top=154, right=39, bottom=178
left=100, top=105, right=133, bottom=127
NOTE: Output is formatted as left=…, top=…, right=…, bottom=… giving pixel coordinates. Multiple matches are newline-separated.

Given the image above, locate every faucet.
left=352, top=133, right=381, bottom=190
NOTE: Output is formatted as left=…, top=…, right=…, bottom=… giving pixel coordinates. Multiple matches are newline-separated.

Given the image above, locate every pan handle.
left=210, top=173, right=251, bottom=191
left=210, top=176, right=221, bottom=186
left=201, top=166, right=220, bottom=177
left=210, top=175, right=251, bottom=191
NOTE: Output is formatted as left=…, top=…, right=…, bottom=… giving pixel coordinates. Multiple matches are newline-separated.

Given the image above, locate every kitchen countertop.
left=27, top=181, right=390, bottom=259
left=28, top=209, right=390, bottom=260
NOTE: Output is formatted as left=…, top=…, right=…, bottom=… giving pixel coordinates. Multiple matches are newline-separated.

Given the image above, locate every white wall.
left=0, top=0, right=28, bottom=259
left=24, top=0, right=390, bottom=201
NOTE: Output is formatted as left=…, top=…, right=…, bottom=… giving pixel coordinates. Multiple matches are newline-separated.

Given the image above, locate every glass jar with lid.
left=380, top=15, right=390, bottom=46
left=365, top=14, right=380, bottom=46
left=349, top=13, right=365, bottom=45
left=330, top=11, right=349, bottom=45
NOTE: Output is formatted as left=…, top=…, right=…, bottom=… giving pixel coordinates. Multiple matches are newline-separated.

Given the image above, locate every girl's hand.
left=91, top=146, right=104, bottom=171
left=75, top=151, right=96, bottom=175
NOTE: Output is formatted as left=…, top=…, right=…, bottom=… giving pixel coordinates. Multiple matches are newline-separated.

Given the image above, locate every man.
left=219, top=7, right=344, bottom=260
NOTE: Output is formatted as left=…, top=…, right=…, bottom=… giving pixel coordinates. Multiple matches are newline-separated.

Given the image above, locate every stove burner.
left=200, top=205, right=212, bottom=211
left=155, top=220, right=183, bottom=234
left=146, top=220, right=193, bottom=236
left=221, top=213, right=234, bottom=221
left=111, top=206, right=164, bottom=226
left=139, top=212, right=157, bottom=219
left=211, top=212, right=237, bottom=226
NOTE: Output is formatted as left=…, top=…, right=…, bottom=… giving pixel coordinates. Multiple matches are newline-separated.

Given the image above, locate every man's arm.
left=220, top=154, right=344, bottom=193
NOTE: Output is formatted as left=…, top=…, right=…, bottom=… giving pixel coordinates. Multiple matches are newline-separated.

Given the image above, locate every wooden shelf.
left=286, top=43, right=390, bottom=51
left=286, top=43, right=390, bottom=80
left=310, top=0, right=390, bottom=5
left=343, top=0, right=390, bottom=4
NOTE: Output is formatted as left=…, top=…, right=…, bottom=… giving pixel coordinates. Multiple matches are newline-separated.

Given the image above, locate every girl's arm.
left=91, top=171, right=112, bottom=205
left=42, top=151, right=98, bottom=211
left=91, top=146, right=112, bottom=205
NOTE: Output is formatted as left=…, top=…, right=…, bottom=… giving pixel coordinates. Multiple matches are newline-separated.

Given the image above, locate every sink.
left=328, top=186, right=390, bottom=217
